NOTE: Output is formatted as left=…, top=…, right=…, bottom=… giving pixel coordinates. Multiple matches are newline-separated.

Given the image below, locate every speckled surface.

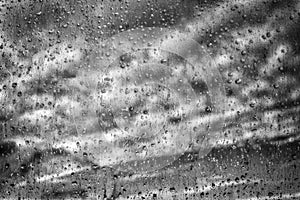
left=0, top=0, right=300, bottom=199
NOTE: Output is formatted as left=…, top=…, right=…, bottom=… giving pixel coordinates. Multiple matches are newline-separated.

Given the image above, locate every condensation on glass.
left=0, top=0, right=299, bottom=199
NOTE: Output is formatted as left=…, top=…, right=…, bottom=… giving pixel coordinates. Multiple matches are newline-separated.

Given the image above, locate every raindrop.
left=235, top=79, right=242, bottom=84
left=205, top=106, right=212, bottom=113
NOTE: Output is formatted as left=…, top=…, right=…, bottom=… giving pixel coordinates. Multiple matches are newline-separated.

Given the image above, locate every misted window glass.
left=0, top=0, right=299, bottom=199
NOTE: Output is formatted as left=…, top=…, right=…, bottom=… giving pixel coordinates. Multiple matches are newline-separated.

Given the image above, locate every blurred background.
left=0, top=0, right=300, bottom=199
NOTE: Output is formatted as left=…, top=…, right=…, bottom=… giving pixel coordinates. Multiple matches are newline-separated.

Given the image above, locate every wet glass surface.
left=0, top=0, right=300, bottom=199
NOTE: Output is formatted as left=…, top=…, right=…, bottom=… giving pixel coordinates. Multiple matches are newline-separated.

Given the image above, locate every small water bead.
left=205, top=106, right=212, bottom=113
left=235, top=79, right=242, bottom=84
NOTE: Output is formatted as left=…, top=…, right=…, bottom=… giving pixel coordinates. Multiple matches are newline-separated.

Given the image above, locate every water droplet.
left=205, top=106, right=212, bottom=113
left=235, top=79, right=242, bottom=84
